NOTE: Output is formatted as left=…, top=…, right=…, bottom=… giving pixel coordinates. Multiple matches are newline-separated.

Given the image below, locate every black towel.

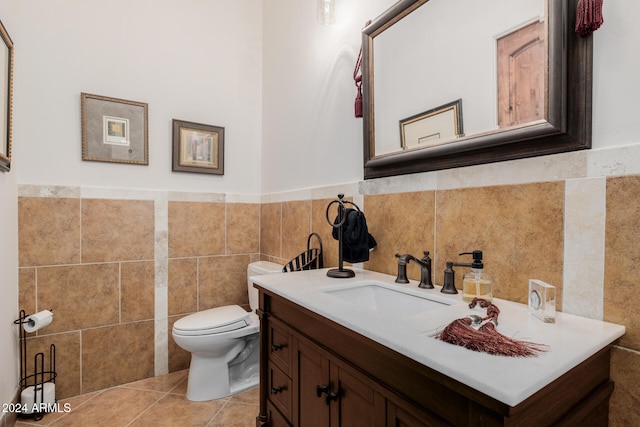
left=332, top=208, right=377, bottom=263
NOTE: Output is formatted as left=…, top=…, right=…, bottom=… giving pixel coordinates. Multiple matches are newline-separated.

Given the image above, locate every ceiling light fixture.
left=317, top=0, right=336, bottom=25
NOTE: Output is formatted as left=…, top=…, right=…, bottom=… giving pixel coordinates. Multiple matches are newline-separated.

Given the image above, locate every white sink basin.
left=323, top=282, right=452, bottom=318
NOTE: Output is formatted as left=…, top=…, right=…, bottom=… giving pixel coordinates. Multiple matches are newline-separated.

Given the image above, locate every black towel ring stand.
left=325, top=193, right=360, bottom=278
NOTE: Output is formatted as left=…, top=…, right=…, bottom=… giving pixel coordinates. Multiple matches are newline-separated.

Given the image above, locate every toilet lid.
left=173, top=305, right=251, bottom=335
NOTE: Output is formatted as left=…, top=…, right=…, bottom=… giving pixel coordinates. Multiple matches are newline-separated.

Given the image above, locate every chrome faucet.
left=395, top=251, right=433, bottom=289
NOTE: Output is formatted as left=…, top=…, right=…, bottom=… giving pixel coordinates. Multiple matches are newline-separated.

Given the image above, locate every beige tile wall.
left=16, top=177, right=640, bottom=425
left=166, top=201, right=259, bottom=374
left=259, top=197, right=352, bottom=269
left=18, top=197, right=155, bottom=398
left=605, top=175, right=640, bottom=424
left=17, top=196, right=260, bottom=399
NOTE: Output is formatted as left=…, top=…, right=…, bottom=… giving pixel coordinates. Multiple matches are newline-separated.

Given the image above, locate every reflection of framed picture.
left=172, top=119, right=224, bottom=175
left=0, top=18, right=13, bottom=173
left=400, top=99, right=464, bottom=150
left=81, top=93, right=148, bottom=165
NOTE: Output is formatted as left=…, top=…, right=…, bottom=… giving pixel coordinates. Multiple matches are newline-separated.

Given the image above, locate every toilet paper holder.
left=14, top=309, right=57, bottom=420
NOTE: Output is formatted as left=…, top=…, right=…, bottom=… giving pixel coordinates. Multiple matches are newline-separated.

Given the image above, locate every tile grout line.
left=123, top=387, right=171, bottom=427
left=205, top=399, right=230, bottom=427
left=121, top=374, right=193, bottom=426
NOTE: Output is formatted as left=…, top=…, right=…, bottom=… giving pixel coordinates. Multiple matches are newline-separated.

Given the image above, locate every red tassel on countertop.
left=433, top=298, right=548, bottom=357
left=576, top=0, right=604, bottom=36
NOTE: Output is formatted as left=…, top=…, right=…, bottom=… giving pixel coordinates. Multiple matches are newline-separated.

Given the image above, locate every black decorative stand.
left=325, top=194, right=360, bottom=278
left=14, top=310, right=56, bottom=421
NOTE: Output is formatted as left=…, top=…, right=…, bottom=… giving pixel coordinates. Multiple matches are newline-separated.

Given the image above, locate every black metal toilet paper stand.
left=14, top=310, right=57, bottom=421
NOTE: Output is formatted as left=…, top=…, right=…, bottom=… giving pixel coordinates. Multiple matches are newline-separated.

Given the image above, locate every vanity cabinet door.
left=386, top=400, right=448, bottom=427
left=330, top=364, right=385, bottom=427
left=295, top=337, right=330, bottom=426
left=294, top=334, right=385, bottom=427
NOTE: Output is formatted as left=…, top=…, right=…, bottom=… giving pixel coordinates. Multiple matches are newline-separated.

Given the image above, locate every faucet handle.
left=441, top=261, right=458, bottom=294
left=418, top=251, right=433, bottom=289
left=395, top=253, right=408, bottom=264
left=394, top=253, right=410, bottom=283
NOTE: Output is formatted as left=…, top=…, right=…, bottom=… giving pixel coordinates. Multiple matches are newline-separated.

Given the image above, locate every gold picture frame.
left=0, top=18, right=13, bottom=172
left=81, top=93, right=148, bottom=165
left=172, top=119, right=224, bottom=175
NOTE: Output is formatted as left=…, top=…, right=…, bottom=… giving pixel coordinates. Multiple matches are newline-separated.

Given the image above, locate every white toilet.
left=172, top=260, right=283, bottom=401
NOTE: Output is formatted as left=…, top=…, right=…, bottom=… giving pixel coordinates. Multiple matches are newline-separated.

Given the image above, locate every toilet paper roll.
left=23, top=310, right=53, bottom=333
left=20, top=383, right=55, bottom=413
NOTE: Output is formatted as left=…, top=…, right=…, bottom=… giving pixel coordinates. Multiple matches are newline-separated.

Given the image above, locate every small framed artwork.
left=0, top=18, right=13, bottom=173
left=172, top=119, right=224, bottom=175
left=103, top=116, right=129, bottom=145
left=399, top=99, right=464, bottom=150
left=81, top=93, right=148, bottom=165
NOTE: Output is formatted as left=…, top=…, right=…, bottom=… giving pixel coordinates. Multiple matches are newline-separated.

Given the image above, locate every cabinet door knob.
left=325, top=391, right=338, bottom=405
left=315, top=384, right=329, bottom=398
left=316, top=384, right=339, bottom=405
left=271, top=343, right=284, bottom=351
left=271, top=386, right=284, bottom=395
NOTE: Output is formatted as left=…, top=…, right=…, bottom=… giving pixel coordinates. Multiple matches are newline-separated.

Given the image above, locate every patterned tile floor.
left=15, top=370, right=259, bottom=427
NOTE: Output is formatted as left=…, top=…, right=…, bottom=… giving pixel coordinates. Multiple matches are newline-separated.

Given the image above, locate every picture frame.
left=81, top=93, right=148, bottom=165
left=399, top=99, right=464, bottom=150
left=0, top=19, right=13, bottom=173
left=172, top=119, right=224, bottom=175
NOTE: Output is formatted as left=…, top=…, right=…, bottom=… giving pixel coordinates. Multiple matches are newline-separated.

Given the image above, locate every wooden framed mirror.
left=362, top=0, right=592, bottom=179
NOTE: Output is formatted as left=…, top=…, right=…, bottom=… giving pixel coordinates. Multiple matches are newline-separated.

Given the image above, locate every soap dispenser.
left=460, top=250, right=493, bottom=303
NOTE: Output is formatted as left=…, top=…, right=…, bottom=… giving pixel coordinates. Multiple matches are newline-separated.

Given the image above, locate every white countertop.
left=252, top=268, right=625, bottom=407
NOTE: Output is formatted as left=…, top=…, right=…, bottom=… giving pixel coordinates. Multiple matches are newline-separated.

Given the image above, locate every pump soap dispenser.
left=460, top=250, right=493, bottom=303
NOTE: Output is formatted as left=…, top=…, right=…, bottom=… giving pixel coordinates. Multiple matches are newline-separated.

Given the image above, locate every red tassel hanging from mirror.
left=353, top=20, right=371, bottom=118
left=354, top=77, right=363, bottom=118
left=576, top=0, right=604, bottom=36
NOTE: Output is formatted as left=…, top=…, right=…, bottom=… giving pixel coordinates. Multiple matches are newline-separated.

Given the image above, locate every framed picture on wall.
left=172, top=119, right=224, bottom=175
left=81, top=93, right=148, bottom=165
left=0, top=19, right=13, bottom=173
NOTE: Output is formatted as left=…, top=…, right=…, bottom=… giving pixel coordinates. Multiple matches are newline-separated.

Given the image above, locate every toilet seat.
left=173, top=305, right=252, bottom=336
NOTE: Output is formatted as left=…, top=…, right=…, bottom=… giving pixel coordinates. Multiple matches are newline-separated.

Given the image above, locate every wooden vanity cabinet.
left=295, top=335, right=388, bottom=427
left=256, top=287, right=614, bottom=427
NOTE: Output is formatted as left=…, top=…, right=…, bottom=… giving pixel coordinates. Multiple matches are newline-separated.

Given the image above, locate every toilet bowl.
left=172, top=261, right=283, bottom=401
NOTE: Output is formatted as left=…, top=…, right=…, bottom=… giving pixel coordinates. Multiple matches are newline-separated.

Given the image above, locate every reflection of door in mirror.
left=497, top=20, right=545, bottom=128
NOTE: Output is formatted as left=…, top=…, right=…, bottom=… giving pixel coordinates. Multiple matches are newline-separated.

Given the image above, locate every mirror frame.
left=362, top=0, right=592, bottom=179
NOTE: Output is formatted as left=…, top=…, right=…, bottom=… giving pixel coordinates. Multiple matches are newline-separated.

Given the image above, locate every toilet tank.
left=247, top=261, right=283, bottom=312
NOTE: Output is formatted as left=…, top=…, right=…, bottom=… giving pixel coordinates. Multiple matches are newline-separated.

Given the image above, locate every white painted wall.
left=261, top=0, right=395, bottom=193
left=591, top=1, right=640, bottom=151
left=16, top=0, right=263, bottom=195
left=0, top=0, right=18, bottom=410
left=261, top=0, right=640, bottom=193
